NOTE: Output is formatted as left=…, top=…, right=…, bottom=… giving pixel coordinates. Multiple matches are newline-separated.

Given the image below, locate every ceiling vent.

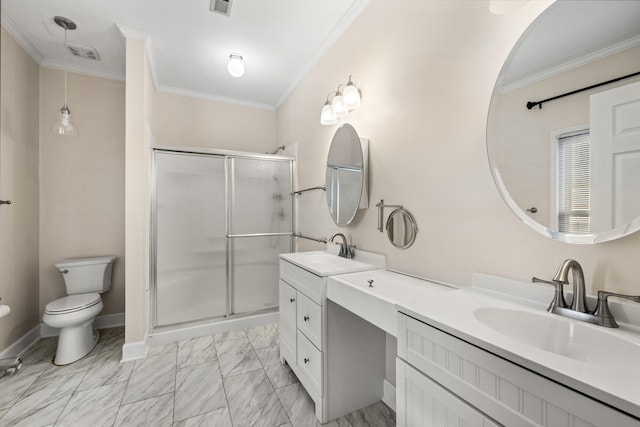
left=210, top=0, right=233, bottom=16
left=66, top=42, right=101, bottom=61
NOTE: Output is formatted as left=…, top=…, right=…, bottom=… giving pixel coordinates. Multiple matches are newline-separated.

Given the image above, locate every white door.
left=590, top=80, right=640, bottom=233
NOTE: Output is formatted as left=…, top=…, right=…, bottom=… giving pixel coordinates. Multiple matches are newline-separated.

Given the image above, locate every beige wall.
left=39, top=69, right=125, bottom=317
left=277, top=0, right=640, bottom=295
left=0, top=27, right=40, bottom=350
left=153, top=92, right=276, bottom=152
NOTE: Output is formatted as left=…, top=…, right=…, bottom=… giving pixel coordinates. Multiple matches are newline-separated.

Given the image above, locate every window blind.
left=557, top=131, right=591, bottom=234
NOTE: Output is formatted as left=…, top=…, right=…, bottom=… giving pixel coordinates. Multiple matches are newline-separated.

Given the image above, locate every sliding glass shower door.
left=152, top=149, right=293, bottom=330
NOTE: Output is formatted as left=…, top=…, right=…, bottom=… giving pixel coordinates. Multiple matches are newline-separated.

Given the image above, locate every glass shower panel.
left=230, top=235, right=292, bottom=314
left=229, top=158, right=293, bottom=235
left=155, top=152, right=227, bottom=326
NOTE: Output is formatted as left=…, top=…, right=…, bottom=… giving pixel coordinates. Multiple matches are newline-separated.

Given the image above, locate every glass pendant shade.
left=52, top=104, right=79, bottom=136
left=228, top=54, right=244, bottom=78
left=320, top=101, right=337, bottom=125
left=342, top=82, right=361, bottom=110
left=331, top=93, right=348, bottom=117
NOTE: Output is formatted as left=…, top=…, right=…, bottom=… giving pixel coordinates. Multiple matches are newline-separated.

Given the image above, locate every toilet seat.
left=45, top=293, right=101, bottom=315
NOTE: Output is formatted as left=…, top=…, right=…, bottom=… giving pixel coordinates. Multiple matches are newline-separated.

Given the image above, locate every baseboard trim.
left=40, top=312, right=125, bottom=338
left=121, top=339, right=148, bottom=362
left=0, top=325, right=41, bottom=359
left=383, top=379, right=396, bottom=412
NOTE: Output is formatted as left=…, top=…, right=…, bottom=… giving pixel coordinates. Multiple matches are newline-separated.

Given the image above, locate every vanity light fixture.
left=51, top=16, right=79, bottom=136
left=319, top=76, right=362, bottom=126
left=227, top=53, right=244, bottom=78
left=320, top=93, right=338, bottom=125
left=331, top=85, right=348, bottom=118
left=342, top=76, right=362, bottom=110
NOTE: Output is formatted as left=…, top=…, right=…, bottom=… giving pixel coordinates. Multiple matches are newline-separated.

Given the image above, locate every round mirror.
left=487, top=0, right=640, bottom=243
left=386, top=208, right=418, bottom=249
left=326, top=124, right=365, bottom=227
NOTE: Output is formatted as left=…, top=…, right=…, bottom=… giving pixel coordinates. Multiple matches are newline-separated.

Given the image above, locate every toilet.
left=42, top=255, right=116, bottom=365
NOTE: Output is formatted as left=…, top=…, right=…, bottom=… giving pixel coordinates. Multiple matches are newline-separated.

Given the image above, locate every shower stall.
left=151, top=148, right=294, bottom=332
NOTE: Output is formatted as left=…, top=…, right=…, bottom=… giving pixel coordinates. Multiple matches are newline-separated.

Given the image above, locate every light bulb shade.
left=331, top=94, right=348, bottom=117
left=342, top=82, right=361, bottom=110
left=51, top=105, right=78, bottom=136
left=227, top=54, right=244, bottom=77
left=320, top=102, right=337, bottom=125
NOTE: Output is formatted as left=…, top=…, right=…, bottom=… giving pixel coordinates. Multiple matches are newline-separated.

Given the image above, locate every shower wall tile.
left=121, top=353, right=176, bottom=405
left=55, top=382, right=126, bottom=426
left=174, top=361, right=226, bottom=421
left=177, top=335, right=216, bottom=368
left=114, top=393, right=174, bottom=427
left=224, top=369, right=288, bottom=427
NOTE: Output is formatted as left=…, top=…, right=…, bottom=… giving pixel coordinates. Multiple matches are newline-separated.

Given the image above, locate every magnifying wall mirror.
left=326, top=124, right=368, bottom=227
left=386, top=208, right=418, bottom=249
left=487, top=0, right=640, bottom=243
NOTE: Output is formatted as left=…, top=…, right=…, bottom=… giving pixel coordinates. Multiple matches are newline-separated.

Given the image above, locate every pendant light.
left=227, top=54, right=244, bottom=78
left=51, top=16, right=78, bottom=136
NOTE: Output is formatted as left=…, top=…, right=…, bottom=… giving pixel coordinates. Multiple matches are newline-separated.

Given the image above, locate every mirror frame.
left=325, top=123, right=366, bottom=227
left=486, top=1, right=640, bottom=244
left=386, top=208, right=418, bottom=249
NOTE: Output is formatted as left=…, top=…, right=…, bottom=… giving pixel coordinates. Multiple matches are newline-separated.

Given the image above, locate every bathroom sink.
left=474, top=307, right=640, bottom=370
left=281, top=250, right=385, bottom=276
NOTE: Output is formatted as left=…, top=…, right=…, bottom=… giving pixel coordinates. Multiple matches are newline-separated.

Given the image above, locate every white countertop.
left=399, top=273, right=640, bottom=419
left=279, top=246, right=385, bottom=277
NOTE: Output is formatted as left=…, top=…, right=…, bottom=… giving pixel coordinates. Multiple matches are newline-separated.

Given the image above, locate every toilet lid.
left=45, top=293, right=101, bottom=314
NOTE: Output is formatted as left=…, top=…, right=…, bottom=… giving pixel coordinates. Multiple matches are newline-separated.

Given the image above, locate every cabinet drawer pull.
left=304, top=357, right=310, bottom=364
left=290, top=298, right=295, bottom=303
left=303, top=315, right=310, bottom=321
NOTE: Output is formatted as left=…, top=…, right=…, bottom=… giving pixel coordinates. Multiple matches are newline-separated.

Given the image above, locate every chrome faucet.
left=329, top=233, right=355, bottom=259
left=552, top=259, right=589, bottom=313
left=533, top=259, right=640, bottom=328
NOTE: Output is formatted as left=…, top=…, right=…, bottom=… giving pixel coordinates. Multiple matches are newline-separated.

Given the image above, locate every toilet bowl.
left=42, top=256, right=116, bottom=365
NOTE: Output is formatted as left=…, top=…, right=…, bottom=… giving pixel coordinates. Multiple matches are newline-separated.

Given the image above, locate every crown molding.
left=501, top=33, right=640, bottom=94
left=156, top=84, right=275, bottom=111
left=273, top=0, right=371, bottom=109
left=40, top=59, right=125, bottom=82
left=1, top=9, right=44, bottom=65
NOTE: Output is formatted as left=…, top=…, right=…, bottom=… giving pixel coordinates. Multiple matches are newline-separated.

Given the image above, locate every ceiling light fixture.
left=51, top=16, right=79, bottom=136
left=227, top=53, right=244, bottom=78
left=320, top=76, right=362, bottom=126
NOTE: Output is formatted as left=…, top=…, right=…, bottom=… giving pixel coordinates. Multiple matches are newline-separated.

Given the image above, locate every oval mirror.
left=487, top=0, right=640, bottom=243
left=386, top=208, right=418, bottom=249
left=326, top=124, right=365, bottom=227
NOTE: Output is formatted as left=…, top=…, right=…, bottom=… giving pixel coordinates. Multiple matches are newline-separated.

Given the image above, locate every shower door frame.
left=150, top=147, right=295, bottom=333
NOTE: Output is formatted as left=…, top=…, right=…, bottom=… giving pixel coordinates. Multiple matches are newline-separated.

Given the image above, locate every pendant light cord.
left=64, top=27, right=68, bottom=107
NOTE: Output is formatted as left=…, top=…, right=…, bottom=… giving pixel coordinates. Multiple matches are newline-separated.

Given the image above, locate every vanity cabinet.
left=396, top=313, right=639, bottom=427
left=279, top=254, right=385, bottom=423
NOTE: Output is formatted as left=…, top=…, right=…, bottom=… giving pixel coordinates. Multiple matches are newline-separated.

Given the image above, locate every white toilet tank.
left=55, top=256, right=117, bottom=295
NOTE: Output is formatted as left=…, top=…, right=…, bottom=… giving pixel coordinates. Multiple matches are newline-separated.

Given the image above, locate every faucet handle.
left=532, top=276, right=568, bottom=311
left=594, top=291, right=640, bottom=328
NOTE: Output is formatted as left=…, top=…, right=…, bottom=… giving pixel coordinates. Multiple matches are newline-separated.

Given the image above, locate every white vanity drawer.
left=398, top=313, right=639, bottom=427
left=280, top=260, right=323, bottom=304
left=296, top=291, right=322, bottom=349
left=297, top=330, right=322, bottom=396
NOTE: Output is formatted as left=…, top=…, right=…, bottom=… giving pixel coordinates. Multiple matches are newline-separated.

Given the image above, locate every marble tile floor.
left=0, top=323, right=396, bottom=427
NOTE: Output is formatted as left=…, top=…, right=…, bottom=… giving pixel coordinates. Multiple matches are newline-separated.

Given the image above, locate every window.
left=557, top=131, right=591, bottom=234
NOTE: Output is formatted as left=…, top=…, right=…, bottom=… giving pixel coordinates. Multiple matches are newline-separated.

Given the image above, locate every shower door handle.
left=290, top=298, right=295, bottom=303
